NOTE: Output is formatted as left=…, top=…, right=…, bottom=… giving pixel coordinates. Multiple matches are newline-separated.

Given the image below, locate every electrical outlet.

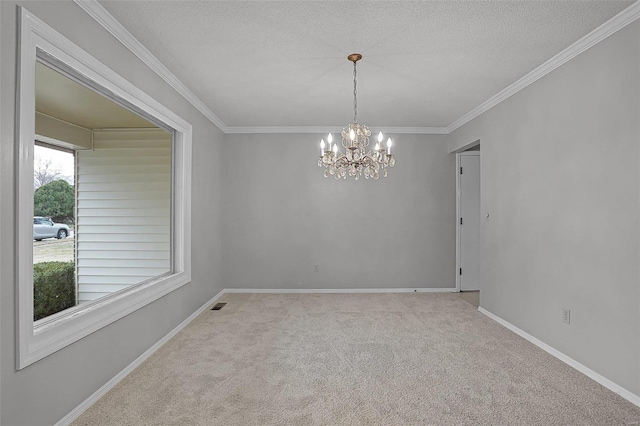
left=562, top=308, right=571, bottom=324
left=313, top=264, right=319, bottom=273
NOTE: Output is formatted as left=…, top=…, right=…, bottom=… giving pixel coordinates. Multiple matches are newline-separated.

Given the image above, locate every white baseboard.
left=478, top=307, right=640, bottom=408
left=223, top=287, right=456, bottom=294
left=54, top=290, right=226, bottom=426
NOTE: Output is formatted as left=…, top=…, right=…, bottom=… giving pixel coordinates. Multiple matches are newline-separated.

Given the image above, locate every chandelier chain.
left=353, top=61, right=357, bottom=123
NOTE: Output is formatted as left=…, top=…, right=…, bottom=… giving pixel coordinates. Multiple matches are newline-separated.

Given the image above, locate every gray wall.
left=3, top=1, right=637, bottom=424
left=448, top=22, right=640, bottom=395
left=222, top=134, right=456, bottom=290
left=0, top=2, right=224, bottom=425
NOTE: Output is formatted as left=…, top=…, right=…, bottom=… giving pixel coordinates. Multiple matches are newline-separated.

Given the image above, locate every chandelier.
left=318, top=53, right=395, bottom=180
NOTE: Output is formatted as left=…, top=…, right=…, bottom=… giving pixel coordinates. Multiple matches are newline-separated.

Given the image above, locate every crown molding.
left=225, top=126, right=449, bottom=134
left=73, top=0, right=228, bottom=133
left=445, top=0, right=640, bottom=134
left=75, top=0, right=640, bottom=136
left=374, top=127, right=449, bottom=135
left=225, top=126, right=337, bottom=134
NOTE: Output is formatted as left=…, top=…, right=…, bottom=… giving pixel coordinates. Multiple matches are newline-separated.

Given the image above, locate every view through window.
left=33, top=145, right=76, bottom=320
left=33, top=60, right=172, bottom=322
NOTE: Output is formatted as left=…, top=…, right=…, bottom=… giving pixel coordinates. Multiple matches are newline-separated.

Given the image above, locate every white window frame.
left=16, top=7, right=192, bottom=369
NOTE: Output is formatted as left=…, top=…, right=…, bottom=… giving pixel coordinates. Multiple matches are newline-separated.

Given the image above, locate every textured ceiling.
left=36, top=61, right=155, bottom=129
left=100, top=1, right=632, bottom=129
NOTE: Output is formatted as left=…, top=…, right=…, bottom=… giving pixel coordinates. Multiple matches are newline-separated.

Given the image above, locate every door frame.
left=456, top=150, right=480, bottom=292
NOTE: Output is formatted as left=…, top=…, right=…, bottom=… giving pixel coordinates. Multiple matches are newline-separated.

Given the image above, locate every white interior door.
left=459, top=153, right=480, bottom=291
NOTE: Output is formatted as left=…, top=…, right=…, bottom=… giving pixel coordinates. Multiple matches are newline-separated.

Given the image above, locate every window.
left=16, top=8, right=192, bottom=369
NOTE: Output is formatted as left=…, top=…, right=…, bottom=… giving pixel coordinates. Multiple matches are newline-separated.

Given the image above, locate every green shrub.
left=34, top=261, right=76, bottom=321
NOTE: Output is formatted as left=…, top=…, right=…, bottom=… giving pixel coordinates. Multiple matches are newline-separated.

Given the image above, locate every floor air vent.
left=211, top=303, right=227, bottom=311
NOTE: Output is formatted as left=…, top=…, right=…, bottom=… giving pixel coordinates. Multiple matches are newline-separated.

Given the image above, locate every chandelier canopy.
left=318, top=53, right=395, bottom=180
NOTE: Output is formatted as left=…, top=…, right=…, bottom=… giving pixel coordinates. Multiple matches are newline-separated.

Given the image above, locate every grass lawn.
left=34, top=237, right=74, bottom=263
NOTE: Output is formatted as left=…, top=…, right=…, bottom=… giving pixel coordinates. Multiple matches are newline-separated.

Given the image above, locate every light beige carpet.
left=73, top=293, right=640, bottom=425
left=457, top=290, right=479, bottom=308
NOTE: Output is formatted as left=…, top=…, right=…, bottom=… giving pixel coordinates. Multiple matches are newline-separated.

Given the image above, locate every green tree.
left=34, top=179, right=75, bottom=223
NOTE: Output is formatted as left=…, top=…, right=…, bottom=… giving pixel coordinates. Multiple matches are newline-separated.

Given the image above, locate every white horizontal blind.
left=76, top=129, right=171, bottom=304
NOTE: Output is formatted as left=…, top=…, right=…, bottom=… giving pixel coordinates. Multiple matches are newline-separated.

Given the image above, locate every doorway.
left=456, top=149, right=480, bottom=292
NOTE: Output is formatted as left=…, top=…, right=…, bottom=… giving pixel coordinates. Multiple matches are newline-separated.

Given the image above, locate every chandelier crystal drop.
left=318, top=53, right=395, bottom=180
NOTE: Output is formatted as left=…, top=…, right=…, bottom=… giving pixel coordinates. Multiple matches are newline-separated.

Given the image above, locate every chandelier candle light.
left=318, top=53, right=395, bottom=180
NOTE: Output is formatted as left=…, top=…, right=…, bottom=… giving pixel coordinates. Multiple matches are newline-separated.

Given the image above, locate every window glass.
left=33, top=61, right=172, bottom=322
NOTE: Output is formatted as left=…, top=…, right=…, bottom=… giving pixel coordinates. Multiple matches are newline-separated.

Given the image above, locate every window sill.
left=22, top=271, right=190, bottom=369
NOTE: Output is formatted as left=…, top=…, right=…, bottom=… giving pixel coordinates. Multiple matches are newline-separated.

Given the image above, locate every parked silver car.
left=33, top=217, right=71, bottom=241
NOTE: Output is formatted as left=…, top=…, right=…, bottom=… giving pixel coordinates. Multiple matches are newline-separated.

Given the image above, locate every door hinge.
left=460, top=217, right=463, bottom=225
left=460, top=166, right=463, bottom=174
left=459, top=268, right=462, bottom=276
